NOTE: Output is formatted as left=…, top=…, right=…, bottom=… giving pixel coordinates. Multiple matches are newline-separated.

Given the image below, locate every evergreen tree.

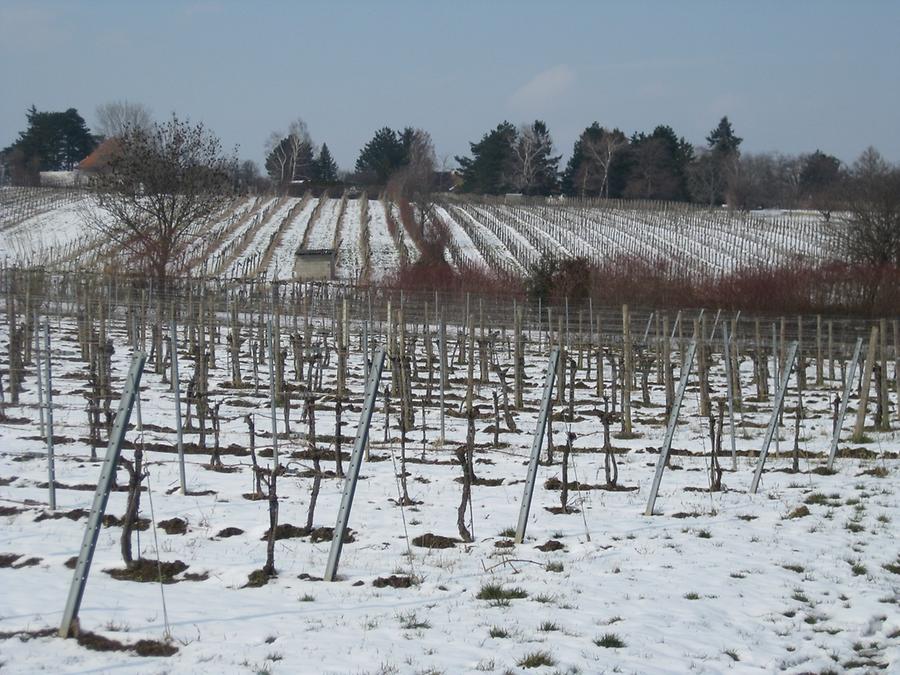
left=2, top=106, right=97, bottom=181
left=689, top=116, right=743, bottom=205
left=312, top=143, right=339, bottom=182
left=799, top=150, right=841, bottom=196
left=355, top=127, right=408, bottom=183
left=625, top=125, right=693, bottom=200
left=455, top=121, right=517, bottom=194
left=706, top=116, right=742, bottom=156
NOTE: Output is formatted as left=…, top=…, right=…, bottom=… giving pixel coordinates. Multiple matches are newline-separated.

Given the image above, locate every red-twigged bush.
left=379, top=253, right=898, bottom=316
left=379, top=259, right=522, bottom=296
left=701, top=262, right=900, bottom=315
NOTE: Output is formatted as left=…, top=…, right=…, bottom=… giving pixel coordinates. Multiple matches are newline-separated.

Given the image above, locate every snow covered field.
left=0, top=199, right=101, bottom=267
left=265, top=198, right=318, bottom=280
left=0, top=310, right=897, bottom=674
left=306, top=199, right=342, bottom=251
left=1, top=191, right=836, bottom=286
left=336, top=198, right=364, bottom=282
left=367, top=200, right=400, bottom=281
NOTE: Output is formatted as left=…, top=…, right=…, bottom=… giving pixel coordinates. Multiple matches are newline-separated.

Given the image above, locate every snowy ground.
left=0, top=311, right=897, bottom=674
left=1, top=195, right=835, bottom=286
left=0, top=200, right=101, bottom=267
left=306, top=199, right=342, bottom=251
left=225, top=197, right=299, bottom=279
left=265, top=198, right=319, bottom=281
left=336, top=199, right=364, bottom=282
left=367, top=201, right=400, bottom=281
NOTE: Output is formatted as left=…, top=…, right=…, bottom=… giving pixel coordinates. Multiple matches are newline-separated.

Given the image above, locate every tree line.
left=0, top=102, right=882, bottom=213
left=2, top=102, right=897, bottom=276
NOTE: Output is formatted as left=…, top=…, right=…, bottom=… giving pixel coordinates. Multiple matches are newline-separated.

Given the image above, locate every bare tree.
left=580, top=128, right=627, bottom=199
left=834, top=147, right=900, bottom=267
left=95, top=100, right=153, bottom=139
left=388, top=129, right=437, bottom=219
left=511, top=121, right=559, bottom=195
left=688, top=146, right=728, bottom=206
left=84, top=114, right=236, bottom=284
left=264, top=119, right=315, bottom=188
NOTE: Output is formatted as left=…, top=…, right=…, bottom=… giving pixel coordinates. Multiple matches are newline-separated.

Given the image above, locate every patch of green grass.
left=488, top=626, right=509, bottom=639
left=723, top=649, right=740, bottom=662
left=876, top=513, right=891, bottom=524
left=737, top=514, right=757, bottom=521
left=730, top=572, right=746, bottom=579
left=791, top=590, right=809, bottom=603
left=683, top=592, right=700, bottom=600
left=845, top=497, right=860, bottom=506
left=845, top=521, right=865, bottom=533
left=476, top=583, right=528, bottom=601
left=538, top=621, right=559, bottom=632
left=545, top=561, right=564, bottom=573
left=696, top=528, right=712, bottom=538
left=594, top=633, right=626, bottom=648
left=849, top=561, right=867, bottom=576
left=532, top=594, right=555, bottom=604
left=498, top=527, right=516, bottom=538
left=804, top=493, right=831, bottom=505
left=516, top=651, right=555, bottom=669
left=881, top=559, right=900, bottom=575
left=782, top=564, right=805, bottom=573
left=397, top=612, right=430, bottom=630
left=783, top=609, right=796, bottom=618
left=298, top=594, right=315, bottom=602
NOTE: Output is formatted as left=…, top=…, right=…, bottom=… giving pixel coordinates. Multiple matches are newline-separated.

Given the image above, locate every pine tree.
left=455, top=121, right=517, bottom=194
left=2, top=106, right=97, bottom=179
left=355, top=127, right=407, bottom=183
left=625, top=125, right=694, bottom=200
left=313, top=143, right=339, bottom=183
left=706, top=116, right=742, bottom=156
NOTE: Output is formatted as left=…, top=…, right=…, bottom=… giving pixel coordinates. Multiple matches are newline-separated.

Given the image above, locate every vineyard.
left=0, top=187, right=836, bottom=286
left=0, top=268, right=897, bottom=673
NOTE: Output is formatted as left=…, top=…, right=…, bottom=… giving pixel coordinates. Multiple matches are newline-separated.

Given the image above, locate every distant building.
left=293, top=248, right=335, bottom=281
left=37, top=138, right=123, bottom=188
left=39, top=171, right=82, bottom=187
left=77, top=138, right=122, bottom=175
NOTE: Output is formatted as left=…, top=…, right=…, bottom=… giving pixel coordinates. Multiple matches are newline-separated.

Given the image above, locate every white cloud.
left=508, top=65, right=575, bottom=112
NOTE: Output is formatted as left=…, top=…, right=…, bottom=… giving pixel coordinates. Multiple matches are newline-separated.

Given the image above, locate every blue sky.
left=2, top=0, right=898, bottom=170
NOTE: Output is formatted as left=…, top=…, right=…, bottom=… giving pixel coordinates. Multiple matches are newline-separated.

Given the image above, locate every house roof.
left=78, top=138, right=121, bottom=172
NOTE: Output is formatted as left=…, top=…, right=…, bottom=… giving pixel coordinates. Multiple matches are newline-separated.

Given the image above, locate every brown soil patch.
left=158, top=517, right=187, bottom=535
left=105, top=559, right=188, bottom=583
left=536, top=540, right=565, bottom=552
left=412, top=533, right=458, bottom=549
left=216, top=527, right=244, bottom=538
left=372, top=575, right=414, bottom=588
